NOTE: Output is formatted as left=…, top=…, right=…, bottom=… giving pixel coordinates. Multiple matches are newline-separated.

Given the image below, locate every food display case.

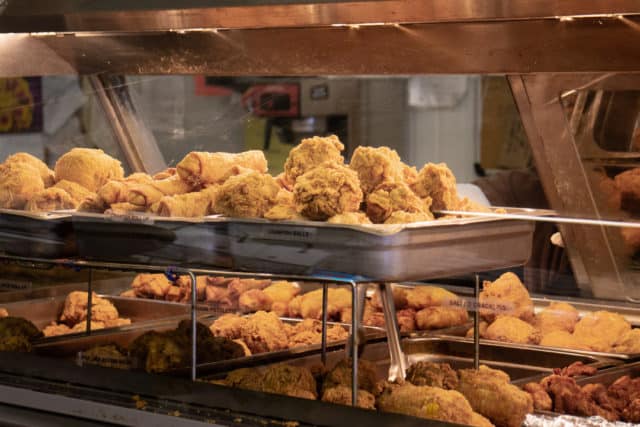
left=1, top=1, right=640, bottom=427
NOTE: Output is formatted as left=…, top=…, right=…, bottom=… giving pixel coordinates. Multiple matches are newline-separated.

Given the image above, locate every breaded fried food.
left=287, top=288, right=352, bottom=320
left=25, top=187, right=77, bottom=211
left=294, top=162, right=363, bottom=221
left=53, top=180, right=93, bottom=204
left=411, top=162, right=459, bottom=211
left=479, top=272, right=534, bottom=323
left=457, top=365, right=533, bottom=427
left=210, top=314, right=248, bottom=340
left=466, top=321, right=489, bottom=339
left=239, top=311, right=289, bottom=354
left=378, top=382, right=492, bottom=427
left=264, top=189, right=304, bottom=221
left=484, top=315, right=540, bottom=344
left=612, top=328, right=640, bottom=354
left=456, top=197, right=493, bottom=213
left=152, top=168, right=176, bottom=180
left=175, top=275, right=208, bottom=301
left=0, top=162, right=45, bottom=209
left=177, top=150, right=268, bottom=186
left=573, top=311, right=631, bottom=352
left=106, top=202, right=145, bottom=215
left=131, top=273, right=173, bottom=299
left=402, top=163, right=419, bottom=186
left=222, top=364, right=317, bottom=400
left=227, top=278, right=271, bottom=299
left=205, top=286, right=236, bottom=310
left=539, top=330, right=588, bottom=350
left=156, top=185, right=219, bottom=217
left=535, top=302, right=580, bottom=335
left=384, top=210, right=434, bottom=224
left=349, top=146, right=405, bottom=195
left=263, top=281, right=300, bottom=310
left=415, top=306, right=469, bottom=330
left=323, top=359, right=380, bottom=394
left=54, top=148, right=124, bottom=192
left=0, top=317, right=43, bottom=352
left=406, top=361, right=459, bottom=389
left=322, top=386, right=376, bottom=409
left=284, top=135, right=344, bottom=183
left=396, top=308, right=417, bottom=333
left=239, top=289, right=273, bottom=313
left=59, top=291, right=119, bottom=326
left=0, top=308, right=7, bottom=318
left=615, top=168, right=640, bottom=214
left=128, top=174, right=194, bottom=207
left=215, top=172, right=280, bottom=218
left=406, top=286, right=460, bottom=310
left=523, top=382, right=553, bottom=411
left=77, top=193, right=108, bottom=213
left=366, top=181, right=431, bottom=223
left=370, top=285, right=409, bottom=310
left=4, top=152, right=55, bottom=187
left=97, top=173, right=153, bottom=205
left=327, top=212, right=372, bottom=225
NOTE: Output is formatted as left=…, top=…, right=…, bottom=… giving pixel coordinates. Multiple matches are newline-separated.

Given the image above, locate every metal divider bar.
left=321, top=283, right=328, bottom=365
left=379, top=283, right=407, bottom=383
left=474, top=274, right=480, bottom=370
left=86, top=268, right=93, bottom=335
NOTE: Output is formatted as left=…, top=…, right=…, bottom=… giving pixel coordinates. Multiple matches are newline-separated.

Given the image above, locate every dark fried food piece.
left=284, top=135, right=344, bottom=184
left=411, top=162, right=458, bottom=211
left=415, top=306, right=469, bottom=330
left=542, top=374, right=618, bottom=421
left=215, top=172, right=280, bottom=218
left=523, top=382, right=552, bottom=411
left=0, top=317, right=42, bottom=352
left=239, top=311, right=289, bottom=354
left=615, top=168, right=640, bottom=214
left=484, top=315, right=540, bottom=345
left=322, top=386, right=375, bottom=409
left=366, top=181, right=431, bottom=223
left=210, top=314, right=248, bottom=340
left=582, top=383, right=619, bottom=415
left=479, top=272, right=534, bottom=323
left=323, top=359, right=380, bottom=395
left=554, top=361, right=597, bottom=378
left=396, top=308, right=416, bottom=333
left=457, top=365, right=533, bottom=427
left=81, top=344, right=130, bottom=369
left=222, top=364, right=317, bottom=400
left=623, top=398, right=640, bottom=423
left=293, top=162, right=363, bottom=221
left=406, top=361, right=459, bottom=389
left=349, top=146, right=405, bottom=195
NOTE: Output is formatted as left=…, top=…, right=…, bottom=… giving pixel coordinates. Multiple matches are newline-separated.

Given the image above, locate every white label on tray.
left=0, top=279, right=32, bottom=291
left=258, top=226, right=317, bottom=243
left=446, top=296, right=514, bottom=314
left=108, top=214, right=155, bottom=225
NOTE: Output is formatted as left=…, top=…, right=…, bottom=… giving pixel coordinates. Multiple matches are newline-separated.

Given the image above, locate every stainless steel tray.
left=0, top=208, right=75, bottom=258
left=71, top=212, right=231, bottom=268
left=3, top=294, right=190, bottom=333
left=573, top=361, right=640, bottom=387
left=221, top=208, right=536, bottom=281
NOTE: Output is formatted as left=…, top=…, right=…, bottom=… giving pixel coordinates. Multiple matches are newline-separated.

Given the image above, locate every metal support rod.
left=86, top=268, right=93, bottom=335
left=379, top=282, right=407, bottom=382
left=188, top=270, right=197, bottom=382
left=350, top=281, right=358, bottom=407
left=321, top=282, right=328, bottom=365
left=474, top=274, right=480, bottom=371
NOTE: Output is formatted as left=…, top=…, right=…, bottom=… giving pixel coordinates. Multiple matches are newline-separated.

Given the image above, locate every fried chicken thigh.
left=411, top=162, right=459, bottom=211
left=535, top=302, right=580, bottom=335
left=4, top=152, right=55, bottom=187
left=59, top=291, right=119, bottom=326
left=349, top=146, right=405, bottom=195
left=0, top=162, right=45, bottom=209
left=215, top=172, right=280, bottom=218
left=365, top=181, right=431, bottom=223
left=573, top=311, right=631, bottom=352
left=484, top=315, right=540, bottom=345
left=284, top=135, right=344, bottom=183
left=54, top=148, right=124, bottom=192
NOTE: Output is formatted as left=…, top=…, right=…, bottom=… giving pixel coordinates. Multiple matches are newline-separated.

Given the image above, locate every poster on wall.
left=0, top=77, right=43, bottom=134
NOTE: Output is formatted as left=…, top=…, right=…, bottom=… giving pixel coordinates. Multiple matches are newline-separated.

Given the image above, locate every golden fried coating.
left=323, top=359, right=380, bottom=394
left=215, top=172, right=280, bottom=218
left=54, top=148, right=124, bottom=192
left=466, top=321, right=489, bottom=339
left=615, top=168, right=640, bottom=214
left=25, top=187, right=77, bottom=211
left=484, top=315, right=540, bottom=345
left=263, top=281, right=300, bottom=307
left=479, top=272, right=534, bottom=323
left=97, top=173, right=153, bottom=205
left=457, top=365, right=533, bottom=427
left=177, top=150, right=268, bottom=186
left=412, top=162, right=459, bottom=211
left=406, top=286, right=460, bottom=310
left=415, top=306, right=469, bottom=330
left=210, top=314, right=248, bottom=340
left=523, top=382, right=553, bottom=411
left=294, top=162, right=363, bottom=221
left=286, top=318, right=349, bottom=347
left=77, top=193, right=108, bottom=213
left=204, top=286, right=236, bottom=310
left=370, top=286, right=409, bottom=310
left=222, top=365, right=317, bottom=400
left=156, top=186, right=219, bottom=217
left=239, top=311, right=289, bottom=354
left=534, top=302, right=580, bottom=335
left=264, top=189, right=304, bottom=221
left=349, top=146, right=405, bottom=195
left=0, top=162, right=45, bottom=209
left=175, top=275, right=208, bottom=301
left=284, top=135, right=344, bottom=183
left=4, top=152, right=55, bottom=187
left=106, top=202, right=145, bottom=215
left=42, top=322, right=72, bottom=337
left=53, top=180, right=93, bottom=204
left=384, top=210, right=434, bottom=224
left=366, top=181, right=431, bottom=224
left=539, top=330, right=588, bottom=351
left=322, top=386, right=376, bottom=409
left=378, top=382, right=491, bottom=427
left=59, top=291, right=119, bottom=326
left=227, top=278, right=271, bottom=299
left=612, top=328, right=640, bottom=354
left=327, top=212, right=372, bottom=225
left=573, top=311, right=631, bottom=352
left=456, top=197, right=493, bottom=213
left=396, top=308, right=417, bottom=333
left=152, top=168, right=176, bottom=180
left=0, top=308, right=7, bottom=318
left=239, top=289, right=273, bottom=313
left=287, top=287, right=352, bottom=320
left=128, top=174, right=195, bottom=207
left=131, top=273, right=173, bottom=299
left=402, top=163, right=419, bottom=187
left=406, top=361, right=459, bottom=389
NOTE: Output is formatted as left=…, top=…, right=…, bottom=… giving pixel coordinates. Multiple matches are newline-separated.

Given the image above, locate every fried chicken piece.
left=103, top=318, right=131, bottom=328
left=263, top=188, right=305, bottom=221
left=322, top=386, right=375, bottom=409
left=275, top=172, right=294, bottom=192
left=222, top=364, right=317, bottom=400
left=42, top=322, right=72, bottom=337
left=457, top=365, right=533, bottom=427
left=615, top=168, right=640, bottom=214
left=582, top=383, right=619, bottom=415
left=479, top=272, right=534, bottom=323
left=284, top=135, right=344, bottom=184
left=327, top=212, right=372, bottom=225
left=608, top=375, right=640, bottom=411
left=155, top=185, right=219, bottom=217
left=128, top=174, right=195, bottom=207
left=210, top=314, right=248, bottom=340
left=293, top=162, right=363, bottom=221
left=4, top=152, right=54, bottom=187
left=262, top=281, right=299, bottom=316
left=70, top=320, right=106, bottom=333
left=25, top=187, right=77, bottom=211
left=239, top=289, right=273, bottom=313
left=323, top=359, right=380, bottom=394
left=0, top=308, right=7, bottom=318
left=384, top=210, right=434, bottom=224
left=415, top=306, right=469, bottom=330
left=288, top=288, right=352, bottom=320
left=402, top=163, right=419, bottom=186
left=204, top=286, right=236, bottom=310
left=53, top=179, right=93, bottom=204
left=59, top=291, right=119, bottom=326
left=406, top=286, right=460, bottom=310
left=484, top=315, right=540, bottom=344
left=366, top=181, right=431, bottom=223
left=573, top=311, right=631, bottom=353
left=214, top=172, right=280, bottom=218
left=0, top=317, right=42, bottom=352
left=54, top=148, right=124, bottom=192
left=523, top=382, right=552, bottom=411
left=0, top=162, right=45, bottom=209
left=349, top=146, right=406, bottom=195
left=542, top=374, right=618, bottom=421
left=622, top=227, right=640, bottom=255
left=177, top=150, right=268, bottom=186
left=378, top=382, right=492, bottom=427
left=81, top=344, right=130, bottom=369
left=227, top=278, right=272, bottom=299
left=131, top=273, right=172, bottom=299
left=612, top=328, right=640, bottom=353
left=554, top=361, right=597, bottom=377
left=534, top=302, right=580, bottom=335
left=240, top=311, right=289, bottom=354
left=175, top=275, right=208, bottom=301
left=465, top=321, right=489, bottom=339
left=286, top=319, right=349, bottom=346
left=539, top=330, right=588, bottom=350
left=396, top=308, right=417, bottom=333
left=370, top=285, right=409, bottom=310
left=623, top=398, right=640, bottom=422
left=406, top=361, right=459, bottom=389
left=456, top=197, right=493, bottom=213
left=411, top=162, right=459, bottom=211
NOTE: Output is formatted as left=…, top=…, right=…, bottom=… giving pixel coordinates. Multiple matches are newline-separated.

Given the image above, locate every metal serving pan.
left=3, top=294, right=190, bottom=333
left=221, top=208, right=536, bottom=281
left=0, top=209, right=75, bottom=258
left=72, top=212, right=231, bottom=268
